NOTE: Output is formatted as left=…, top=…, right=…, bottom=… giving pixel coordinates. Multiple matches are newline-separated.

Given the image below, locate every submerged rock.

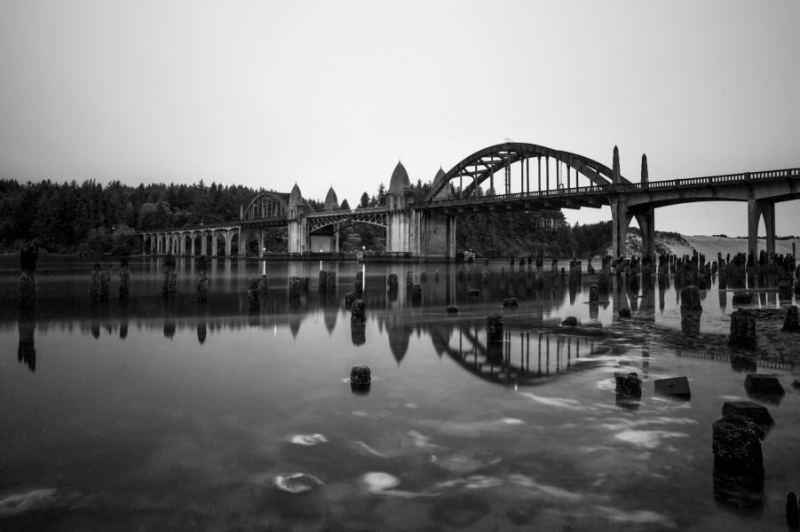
left=273, top=473, right=324, bottom=494
left=290, top=434, right=328, bottom=446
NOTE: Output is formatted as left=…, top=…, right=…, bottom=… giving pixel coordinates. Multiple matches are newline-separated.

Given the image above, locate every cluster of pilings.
left=88, top=259, right=131, bottom=303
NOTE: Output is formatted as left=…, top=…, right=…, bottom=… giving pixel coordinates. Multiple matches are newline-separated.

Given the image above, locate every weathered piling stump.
left=354, top=271, right=364, bottom=297
left=745, top=373, right=785, bottom=397
left=196, top=271, right=209, bottom=303
left=258, top=274, right=269, bottom=293
left=162, top=254, right=177, bottom=298
left=468, top=288, right=480, bottom=297
left=350, top=365, right=371, bottom=394
left=654, top=377, right=691, bottom=399
left=446, top=305, right=458, bottom=314
left=118, top=259, right=130, bottom=300
left=614, top=372, right=642, bottom=398
left=729, top=310, right=757, bottom=349
left=732, top=292, right=753, bottom=306
left=420, top=271, right=428, bottom=283
left=486, top=314, right=503, bottom=345
left=318, top=270, right=328, bottom=292
left=787, top=492, right=799, bottom=529
left=89, top=263, right=102, bottom=301
left=387, top=273, right=398, bottom=290
left=247, top=278, right=260, bottom=311
left=722, top=401, right=774, bottom=427
left=19, top=241, right=38, bottom=309
left=778, top=281, right=793, bottom=301
left=406, top=271, right=414, bottom=291
left=344, top=291, right=356, bottom=307
left=712, top=415, right=765, bottom=479
left=561, top=316, right=578, bottom=327
left=502, top=297, right=518, bottom=308
left=680, top=285, right=702, bottom=311
left=589, top=285, right=599, bottom=303
left=411, top=284, right=422, bottom=304
left=351, top=299, right=366, bottom=323
left=618, top=308, right=631, bottom=318
left=99, top=267, right=111, bottom=302
left=288, top=276, right=304, bottom=299
left=783, top=305, right=799, bottom=332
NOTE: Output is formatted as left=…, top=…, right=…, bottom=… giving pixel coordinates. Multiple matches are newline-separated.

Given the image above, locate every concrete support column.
left=748, top=199, right=776, bottom=261
left=225, top=230, right=233, bottom=257
left=200, top=232, right=207, bottom=256
left=189, top=232, right=195, bottom=256
left=334, top=223, right=340, bottom=253
left=258, top=228, right=265, bottom=257
left=238, top=227, right=246, bottom=257
left=633, top=206, right=655, bottom=259
left=211, top=233, right=218, bottom=257
left=610, top=197, right=632, bottom=259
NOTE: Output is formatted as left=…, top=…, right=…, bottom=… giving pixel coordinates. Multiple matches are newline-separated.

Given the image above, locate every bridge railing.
left=630, top=167, right=800, bottom=191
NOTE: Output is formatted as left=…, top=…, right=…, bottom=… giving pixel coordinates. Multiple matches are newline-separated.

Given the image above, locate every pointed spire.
left=641, top=154, right=649, bottom=184
left=612, top=146, right=620, bottom=184
left=324, top=187, right=339, bottom=211
left=388, top=161, right=410, bottom=194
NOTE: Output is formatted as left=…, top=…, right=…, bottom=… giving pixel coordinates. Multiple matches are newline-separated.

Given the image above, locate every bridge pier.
left=633, top=206, right=655, bottom=259
left=610, top=198, right=632, bottom=259
left=748, top=199, right=776, bottom=260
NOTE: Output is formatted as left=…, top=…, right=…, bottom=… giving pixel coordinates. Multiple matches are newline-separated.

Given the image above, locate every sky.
left=1, top=0, right=798, bottom=236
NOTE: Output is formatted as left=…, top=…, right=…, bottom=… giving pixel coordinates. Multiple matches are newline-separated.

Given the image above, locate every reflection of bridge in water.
left=141, top=141, right=800, bottom=260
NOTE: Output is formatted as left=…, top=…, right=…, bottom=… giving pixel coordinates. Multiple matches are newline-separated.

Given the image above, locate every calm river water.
left=1, top=257, right=798, bottom=531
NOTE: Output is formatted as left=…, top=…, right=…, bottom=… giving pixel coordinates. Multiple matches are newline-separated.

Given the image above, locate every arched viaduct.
left=141, top=142, right=800, bottom=260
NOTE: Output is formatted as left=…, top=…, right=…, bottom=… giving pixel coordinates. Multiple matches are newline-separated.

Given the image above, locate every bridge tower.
left=287, top=184, right=312, bottom=254
left=386, top=162, right=413, bottom=253
left=308, top=187, right=340, bottom=252
left=610, top=149, right=655, bottom=259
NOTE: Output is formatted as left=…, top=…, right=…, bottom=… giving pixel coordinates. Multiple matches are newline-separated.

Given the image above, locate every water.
left=1, top=258, right=799, bottom=531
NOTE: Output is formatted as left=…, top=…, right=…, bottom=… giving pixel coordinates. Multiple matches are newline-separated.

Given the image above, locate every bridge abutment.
left=633, top=206, right=655, bottom=259
left=610, top=198, right=632, bottom=259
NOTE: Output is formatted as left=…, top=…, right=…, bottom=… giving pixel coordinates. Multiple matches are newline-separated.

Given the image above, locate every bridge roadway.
left=140, top=142, right=800, bottom=260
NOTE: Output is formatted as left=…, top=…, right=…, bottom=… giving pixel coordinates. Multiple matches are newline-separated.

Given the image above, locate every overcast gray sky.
left=1, top=0, right=798, bottom=236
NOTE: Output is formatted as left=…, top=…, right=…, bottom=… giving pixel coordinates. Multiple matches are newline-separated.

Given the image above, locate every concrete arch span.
left=242, top=191, right=290, bottom=221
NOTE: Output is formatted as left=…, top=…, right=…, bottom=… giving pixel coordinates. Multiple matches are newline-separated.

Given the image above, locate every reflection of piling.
left=288, top=277, right=305, bottom=299
left=196, top=271, right=209, bottom=302
left=17, top=309, right=36, bottom=372
left=354, top=271, right=364, bottom=297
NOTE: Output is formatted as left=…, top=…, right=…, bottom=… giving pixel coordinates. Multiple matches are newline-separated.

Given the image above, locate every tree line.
left=0, top=177, right=614, bottom=257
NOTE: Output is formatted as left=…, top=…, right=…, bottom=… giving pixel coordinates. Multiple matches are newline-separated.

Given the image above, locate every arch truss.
left=306, top=207, right=387, bottom=233
left=426, top=142, right=630, bottom=201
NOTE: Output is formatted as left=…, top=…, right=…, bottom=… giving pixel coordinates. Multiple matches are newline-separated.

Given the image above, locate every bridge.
left=140, top=142, right=800, bottom=260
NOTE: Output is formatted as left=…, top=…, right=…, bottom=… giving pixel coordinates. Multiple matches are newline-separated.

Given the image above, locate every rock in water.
left=561, top=316, right=578, bottom=327
left=273, top=473, right=324, bottom=494
left=363, top=472, right=400, bottom=493
left=290, top=434, right=328, bottom=446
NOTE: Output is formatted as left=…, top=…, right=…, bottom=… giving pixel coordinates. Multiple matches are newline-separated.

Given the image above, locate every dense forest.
left=0, top=178, right=614, bottom=257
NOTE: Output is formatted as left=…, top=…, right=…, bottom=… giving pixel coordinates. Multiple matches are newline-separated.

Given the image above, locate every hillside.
left=616, top=233, right=800, bottom=259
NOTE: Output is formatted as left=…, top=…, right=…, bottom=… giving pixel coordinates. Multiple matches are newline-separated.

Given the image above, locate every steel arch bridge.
left=426, top=142, right=631, bottom=201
